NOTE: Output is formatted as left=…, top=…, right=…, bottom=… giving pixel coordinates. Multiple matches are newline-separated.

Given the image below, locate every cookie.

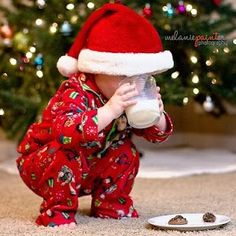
left=203, top=212, right=216, bottom=223
left=168, top=215, right=188, bottom=225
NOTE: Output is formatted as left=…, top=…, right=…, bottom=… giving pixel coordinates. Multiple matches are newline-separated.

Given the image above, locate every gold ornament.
left=13, top=32, right=30, bottom=51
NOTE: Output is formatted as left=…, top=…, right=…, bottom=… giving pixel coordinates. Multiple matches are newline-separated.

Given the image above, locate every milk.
left=125, top=99, right=160, bottom=128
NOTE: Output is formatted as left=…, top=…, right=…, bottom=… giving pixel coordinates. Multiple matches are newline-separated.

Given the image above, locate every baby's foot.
left=36, top=210, right=76, bottom=227
left=54, top=222, right=77, bottom=228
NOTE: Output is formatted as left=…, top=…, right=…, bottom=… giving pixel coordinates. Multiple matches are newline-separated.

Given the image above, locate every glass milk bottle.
left=121, top=75, right=161, bottom=129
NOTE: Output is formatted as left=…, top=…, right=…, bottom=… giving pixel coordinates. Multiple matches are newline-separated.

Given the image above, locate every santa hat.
left=57, top=3, right=174, bottom=77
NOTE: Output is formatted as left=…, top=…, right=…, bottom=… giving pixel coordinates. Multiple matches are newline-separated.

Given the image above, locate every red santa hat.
left=57, top=3, right=174, bottom=77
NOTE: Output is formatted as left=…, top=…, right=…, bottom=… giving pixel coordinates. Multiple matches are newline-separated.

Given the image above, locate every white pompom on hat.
left=57, top=56, right=78, bottom=76
left=57, top=3, right=174, bottom=77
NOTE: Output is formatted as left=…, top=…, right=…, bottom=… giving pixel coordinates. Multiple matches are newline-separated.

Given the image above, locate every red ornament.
left=21, top=54, right=30, bottom=64
left=213, top=0, right=222, bottom=6
left=143, top=3, right=152, bottom=18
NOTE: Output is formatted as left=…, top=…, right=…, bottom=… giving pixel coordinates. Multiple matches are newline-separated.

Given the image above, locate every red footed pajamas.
left=16, top=73, right=173, bottom=227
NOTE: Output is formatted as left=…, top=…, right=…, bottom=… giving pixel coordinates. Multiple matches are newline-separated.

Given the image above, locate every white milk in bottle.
left=125, top=99, right=160, bottom=128
left=120, top=75, right=161, bottom=128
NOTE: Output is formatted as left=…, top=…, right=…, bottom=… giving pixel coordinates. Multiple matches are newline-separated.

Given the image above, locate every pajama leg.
left=90, top=142, right=140, bottom=219
left=16, top=143, right=82, bottom=227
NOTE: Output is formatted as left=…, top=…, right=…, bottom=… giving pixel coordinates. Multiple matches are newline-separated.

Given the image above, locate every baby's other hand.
left=105, top=83, right=138, bottom=119
left=156, top=86, right=164, bottom=114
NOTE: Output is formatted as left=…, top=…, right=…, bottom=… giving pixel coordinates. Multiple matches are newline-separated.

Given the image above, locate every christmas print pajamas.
left=16, top=73, right=173, bottom=227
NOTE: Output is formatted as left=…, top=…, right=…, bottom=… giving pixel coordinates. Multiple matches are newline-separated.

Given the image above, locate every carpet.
left=0, top=171, right=236, bottom=236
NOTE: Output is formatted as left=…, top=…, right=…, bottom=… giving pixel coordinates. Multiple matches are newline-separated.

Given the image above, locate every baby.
left=16, top=3, right=174, bottom=227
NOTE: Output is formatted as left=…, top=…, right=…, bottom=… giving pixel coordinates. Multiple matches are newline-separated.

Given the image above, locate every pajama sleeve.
left=52, top=88, right=102, bottom=148
left=132, top=111, right=173, bottom=143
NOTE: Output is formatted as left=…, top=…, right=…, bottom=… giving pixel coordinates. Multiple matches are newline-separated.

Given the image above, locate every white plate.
left=148, top=213, right=231, bottom=231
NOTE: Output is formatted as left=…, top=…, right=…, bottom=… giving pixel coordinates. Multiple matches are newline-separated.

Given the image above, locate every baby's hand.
left=105, top=83, right=138, bottom=119
left=156, top=86, right=164, bottom=114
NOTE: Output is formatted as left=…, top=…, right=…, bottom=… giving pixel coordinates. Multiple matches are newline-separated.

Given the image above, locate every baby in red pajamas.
left=16, top=3, right=174, bottom=227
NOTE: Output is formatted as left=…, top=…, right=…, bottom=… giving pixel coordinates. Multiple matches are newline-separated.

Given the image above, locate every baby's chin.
left=100, top=89, right=115, bottom=99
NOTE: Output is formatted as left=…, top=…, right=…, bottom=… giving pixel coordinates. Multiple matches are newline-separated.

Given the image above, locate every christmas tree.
left=0, top=0, right=235, bottom=140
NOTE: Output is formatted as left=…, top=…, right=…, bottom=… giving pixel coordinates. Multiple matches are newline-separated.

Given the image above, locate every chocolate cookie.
left=168, top=215, right=188, bottom=225
left=203, top=212, right=216, bottom=223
